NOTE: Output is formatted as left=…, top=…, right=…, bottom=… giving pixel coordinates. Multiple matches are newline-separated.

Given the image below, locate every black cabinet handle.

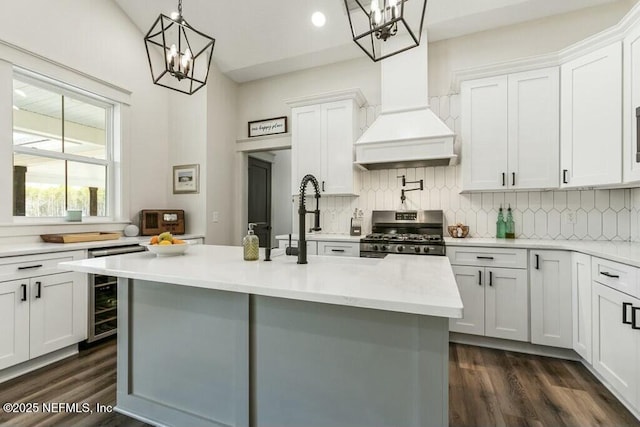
left=502, top=173, right=506, bottom=186
left=512, top=172, right=516, bottom=186
left=489, top=271, right=493, bottom=287
left=331, top=249, right=345, bottom=253
left=322, top=181, right=325, bottom=192
left=478, top=270, right=482, bottom=286
left=36, top=281, right=42, bottom=299
left=477, top=256, right=494, bottom=260
left=21, top=284, right=27, bottom=302
left=633, top=307, right=640, bottom=330
left=535, top=254, right=540, bottom=270
left=562, top=169, right=569, bottom=184
left=18, top=264, right=43, bottom=270
left=623, top=302, right=633, bottom=324
left=601, top=271, right=620, bottom=279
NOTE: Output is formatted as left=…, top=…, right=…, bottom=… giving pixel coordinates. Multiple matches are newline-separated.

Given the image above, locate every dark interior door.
left=248, top=157, right=272, bottom=248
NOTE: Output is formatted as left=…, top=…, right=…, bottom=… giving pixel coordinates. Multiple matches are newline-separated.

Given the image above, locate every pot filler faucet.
left=298, top=174, right=321, bottom=264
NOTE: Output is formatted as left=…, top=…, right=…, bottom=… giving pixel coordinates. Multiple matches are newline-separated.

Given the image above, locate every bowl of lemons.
left=142, top=232, right=189, bottom=256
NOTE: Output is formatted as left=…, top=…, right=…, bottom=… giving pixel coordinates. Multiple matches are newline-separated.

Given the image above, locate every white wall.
left=428, top=1, right=633, bottom=95
left=0, top=0, right=171, bottom=228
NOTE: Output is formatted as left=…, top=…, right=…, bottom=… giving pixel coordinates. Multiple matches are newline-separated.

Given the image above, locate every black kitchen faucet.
left=297, top=174, right=321, bottom=264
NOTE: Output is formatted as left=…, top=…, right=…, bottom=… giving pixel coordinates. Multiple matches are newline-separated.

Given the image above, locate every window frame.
left=12, top=69, right=119, bottom=221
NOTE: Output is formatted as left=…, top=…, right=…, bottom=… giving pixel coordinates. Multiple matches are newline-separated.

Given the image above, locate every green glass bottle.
left=505, top=204, right=515, bottom=239
left=243, top=223, right=260, bottom=261
left=496, top=206, right=506, bottom=238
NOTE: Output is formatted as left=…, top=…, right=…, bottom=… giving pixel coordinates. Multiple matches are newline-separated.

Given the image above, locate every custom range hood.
left=354, top=36, right=456, bottom=170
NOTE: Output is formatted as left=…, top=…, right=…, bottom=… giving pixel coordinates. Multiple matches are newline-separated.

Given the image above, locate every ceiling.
left=114, top=0, right=623, bottom=83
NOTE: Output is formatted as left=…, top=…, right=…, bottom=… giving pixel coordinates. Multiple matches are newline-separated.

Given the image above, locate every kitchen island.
left=60, top=245, right=462, bottom=427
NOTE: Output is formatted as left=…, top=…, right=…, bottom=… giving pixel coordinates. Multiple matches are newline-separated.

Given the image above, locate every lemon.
left=158, top=240, right=172, bottom=246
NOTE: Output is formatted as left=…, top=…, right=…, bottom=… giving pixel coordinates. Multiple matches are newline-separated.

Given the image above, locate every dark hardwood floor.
left=1, top=339, right=638, bottom=427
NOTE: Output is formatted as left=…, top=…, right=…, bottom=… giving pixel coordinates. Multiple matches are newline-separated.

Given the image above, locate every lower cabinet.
left=529, top=250, right=572, bottom=348
left=317, top=241, right=359, bottom=257
left=592, top=282, right=640, bottom=408
left=0, top=270, right=87, bottom=371
left=450, top=265, right=529, bottom=341
left=572, top=252, right=593, bottom=363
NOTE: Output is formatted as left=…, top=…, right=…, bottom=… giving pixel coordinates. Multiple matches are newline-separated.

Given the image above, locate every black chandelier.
left=343, top=0, right=428, bottom=62
left=144, top=0, right=216, bottom=95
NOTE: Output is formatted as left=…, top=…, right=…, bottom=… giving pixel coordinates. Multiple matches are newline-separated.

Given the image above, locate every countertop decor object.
left=143, top=0, right=215, bottom=95
left=448, top=225, right=469, bottom=238
left=123, top=224, right=139, bottom=237
left=40, top=232, right=121, bottom=243
left=141, top=242, right=189, bottom=256
left=65, top=209, right=82, bottom=222
left=343, top=0, right=428, bottom=62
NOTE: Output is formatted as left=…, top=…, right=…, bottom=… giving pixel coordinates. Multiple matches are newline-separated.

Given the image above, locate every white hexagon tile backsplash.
left=295, top=94, right=640, bottom=242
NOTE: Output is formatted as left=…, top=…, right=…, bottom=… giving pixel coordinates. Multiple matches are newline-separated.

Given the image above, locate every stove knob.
left=381, top=245, right=388, bottom=251
left=423, top=247, right=430, bottom=253
left=373, top=245, right=379, bottom=251
left=414, top=247, right=421, bottom=254
left=397, top=245, right=404, bottom=252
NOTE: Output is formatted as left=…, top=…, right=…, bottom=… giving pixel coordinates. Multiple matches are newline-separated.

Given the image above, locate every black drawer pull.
left=633, top=307, right=640, bottom=330
left=600, top=271, right=620, bottom=279
left=18, top=264, right=43, bottom=270
left=535, top=254, right=540, bottom=270
left=21, top=284, right=27, bottom=302
left=623, top=302, right=633, bottom=324
left=489, top=271, right=493, bottom=287
left=478, top=270, right=482, bottom=286
left=331, top=249, right=345, bottom=253
left=36, top=281, right=42, bottom=299
left=477, top=256, right=494, bottom=260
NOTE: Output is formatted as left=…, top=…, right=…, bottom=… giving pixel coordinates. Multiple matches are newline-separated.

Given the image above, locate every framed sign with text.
left=248, top=116, right=287, bottom=138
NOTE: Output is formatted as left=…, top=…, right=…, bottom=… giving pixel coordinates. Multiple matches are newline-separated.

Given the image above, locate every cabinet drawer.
left=317, top=242, right=359, bottom=257
left=0, top=250, right=86, bottom=281
left=447, top=246, right=527, bottom=269
left=592, top=257, right=639, bottom=298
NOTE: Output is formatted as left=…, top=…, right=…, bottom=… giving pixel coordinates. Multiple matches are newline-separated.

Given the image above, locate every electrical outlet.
left=563, top=209, right=577, bottom=224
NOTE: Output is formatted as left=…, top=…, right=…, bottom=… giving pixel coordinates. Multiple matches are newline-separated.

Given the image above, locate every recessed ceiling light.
left=311, top=11, right=326, bottom=27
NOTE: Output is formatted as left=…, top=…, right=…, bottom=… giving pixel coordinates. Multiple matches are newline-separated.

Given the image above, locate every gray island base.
left=61, top=245, right=462, bottom=427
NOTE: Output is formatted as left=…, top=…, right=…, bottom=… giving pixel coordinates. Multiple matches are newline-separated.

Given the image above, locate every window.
left=12, top=73, right=115, bottom=218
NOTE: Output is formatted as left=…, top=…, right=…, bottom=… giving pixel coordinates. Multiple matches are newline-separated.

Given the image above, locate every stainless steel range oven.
left=86, top=245, right=146, bottom=342
left=360, top=210, right=445, bottom=258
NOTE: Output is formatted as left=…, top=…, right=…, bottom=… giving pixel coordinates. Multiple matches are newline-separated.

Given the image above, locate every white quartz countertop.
left=0, top=234, right=204, bottom=258
left=275, top=233, right=362, bottom=242
left=60, top=245, right=463, bottom=318
left=445, top=237, right=640, bottom=267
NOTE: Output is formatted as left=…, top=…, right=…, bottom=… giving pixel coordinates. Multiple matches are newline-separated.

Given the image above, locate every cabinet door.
left=560, top=42, right=622, bottom=187
left=592, top=282, right=639, bottom=406
left=461, top=76, right=509, bottom=191
left=291, top=105, right=322, bottom=195
left=572, top=252, right=592, bottom=363
left=30, top=272, right=87, bottom=358
left=449, top=266, right=485, bottom=336
left=530, top=251, right=572, bottom=348
left=508, top=68, right=559, bottom=189
left=321, top=100, right=357, bottom=195
left=623, top=22, right=640, bottom=183
left=485, top=268, right=529, bottom=341
left=0, top=280, right=29, bottom=370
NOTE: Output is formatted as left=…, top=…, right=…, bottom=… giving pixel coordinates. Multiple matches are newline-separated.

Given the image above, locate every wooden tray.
left=40, top=232, right=122, bottom=243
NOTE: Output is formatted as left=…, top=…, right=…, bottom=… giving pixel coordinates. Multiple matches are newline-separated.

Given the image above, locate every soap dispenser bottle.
left=496, top=205, right=506, bottom=238
left=505, top=204, right=515, bottom=239
left=243, top=223, right=259, bottom=261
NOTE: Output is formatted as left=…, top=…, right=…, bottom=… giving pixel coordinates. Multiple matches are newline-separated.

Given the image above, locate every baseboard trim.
left=449, top=332, right=581, bottom=360
left=0, top=345, right=78, bottom=384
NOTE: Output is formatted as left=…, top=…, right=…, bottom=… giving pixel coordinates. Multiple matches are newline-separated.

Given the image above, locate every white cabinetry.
left=529, top=250, right=572, bottom=348
left=623, top=21, right=640, bottom=183
left=560, top=42, right=623, bottom=187
left=0, top=251, right=87, bottom=371
left=317, top=241, right=359, bottom=257
left=461, top=67, right=559, bottom=191
left=288, top=90, right=366, bottom=196
left=448, top=247, right=529, bottom=342
left=572, top=252, right=592, bottom=363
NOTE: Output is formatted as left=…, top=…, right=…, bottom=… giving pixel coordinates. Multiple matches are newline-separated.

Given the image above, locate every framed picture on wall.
left=248, top=116, right=287, bottom=138
left=173, top=164, right=200, bottom=194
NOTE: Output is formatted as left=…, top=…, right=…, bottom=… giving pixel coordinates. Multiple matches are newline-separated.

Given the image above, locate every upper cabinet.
left=288, top=90, right=366, bottom=196
left=624, top=22, right=640, bottom=183
left=560, top=42, right=623, bottom=188
left=461, top=67, right=559, bottom=191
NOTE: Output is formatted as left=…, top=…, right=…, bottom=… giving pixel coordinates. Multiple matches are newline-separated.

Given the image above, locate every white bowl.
left=141, top=242, right=189, bottom=256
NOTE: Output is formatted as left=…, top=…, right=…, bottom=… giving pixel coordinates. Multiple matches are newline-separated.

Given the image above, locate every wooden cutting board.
left=40, top=232, right=122, bottom=243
